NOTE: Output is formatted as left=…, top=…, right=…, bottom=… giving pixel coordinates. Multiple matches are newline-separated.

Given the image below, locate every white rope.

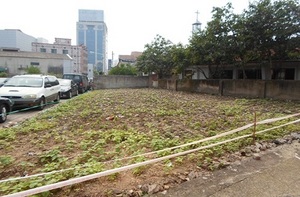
left=4, top=117, right=300, bottom=197
left=1, top=113, right=299, bottom=184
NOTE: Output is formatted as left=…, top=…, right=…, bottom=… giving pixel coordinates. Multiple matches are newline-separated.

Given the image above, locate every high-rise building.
left=77, top=9, right=108, bottom=74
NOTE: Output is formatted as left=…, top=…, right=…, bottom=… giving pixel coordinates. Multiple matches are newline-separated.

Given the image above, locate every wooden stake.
left=253, top=112, right=256, bottom=144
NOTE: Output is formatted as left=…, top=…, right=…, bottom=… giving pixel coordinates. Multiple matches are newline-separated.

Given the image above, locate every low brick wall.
left=222, top=80, right=265, bottom=98
left=158, top=79, right=300, bottom=101
left=265, top=80, right=300, bottom=100
left=194, top=80, right=220, bottom=95
left=91, top=75, right=300, bottom=101
left=93, top=75, right=149, bottom=89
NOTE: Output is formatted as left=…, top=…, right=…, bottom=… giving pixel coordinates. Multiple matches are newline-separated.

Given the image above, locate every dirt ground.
left=0, top=89, right=299, bottom=196
left=154, top=135, right=300, bottom=197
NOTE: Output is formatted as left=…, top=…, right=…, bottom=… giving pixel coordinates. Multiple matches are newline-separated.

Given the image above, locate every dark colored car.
left=62, top=73, right=88, bottom=94
left=58, top=79, right=79, bottom=99
left=0, top=97, right=13, bottom=123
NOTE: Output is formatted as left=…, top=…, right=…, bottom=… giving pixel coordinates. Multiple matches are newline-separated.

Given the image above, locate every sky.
left=1, top=0, right=251, bottom=60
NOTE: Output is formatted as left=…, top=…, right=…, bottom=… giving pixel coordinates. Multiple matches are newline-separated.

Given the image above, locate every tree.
left=243, top=0, right=300, bottom=78
left=26, top=66, right=41, bottom=74
left=189, top=3, right=239, bottom=78
left=169, top=43, right=190, bottom=76
left=136, top=35, right=174, bottom=79
left=188, top=0, right=300, bottom=79
left=108, top=64, right=137, bottom=75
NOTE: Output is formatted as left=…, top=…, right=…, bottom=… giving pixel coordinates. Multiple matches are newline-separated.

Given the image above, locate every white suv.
left=0, top=74, right=61, bottom=110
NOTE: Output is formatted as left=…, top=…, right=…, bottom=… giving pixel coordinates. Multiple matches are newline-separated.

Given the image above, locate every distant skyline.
left=1, top=0, right=250, bottom=60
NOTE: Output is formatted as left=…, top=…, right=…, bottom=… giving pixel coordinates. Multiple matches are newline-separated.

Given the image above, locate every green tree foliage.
left=108, top=64, right=137, bottom=75
left=169, top=43, right=191, bottom=75
left=26, top=66, right=41, bottom=74
left=244, top=0, right=300, bottom=62
left=189, top=3, right=240, bottom=78
left=136, top=35, right=174, bottom=79
left=137, top=0, right=300, bottom=79
left=136, top=35, right=190, bottom=79
left=0, top=72, right=8, bottom=77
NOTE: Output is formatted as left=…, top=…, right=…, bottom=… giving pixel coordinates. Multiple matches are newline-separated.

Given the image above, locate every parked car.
left=0, top=74, right=60, bottom=110
left=58, top=78, right=79, bottom=99
left=0, top=97, right=13, bottom=123
left=0, top=78, right=10, bottom=87
left=62, top=73, right=88, bottom=94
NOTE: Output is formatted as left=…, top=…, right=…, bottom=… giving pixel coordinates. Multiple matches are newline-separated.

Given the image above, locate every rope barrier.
left=0, top=113, right=300, bottom=196
left=4, top=117, right=300, bottom=197
left=1, top=113, right=299, bottom=184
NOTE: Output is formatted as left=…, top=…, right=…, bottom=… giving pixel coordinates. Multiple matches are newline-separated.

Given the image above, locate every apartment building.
left=32, top=38, right=88, bottom=74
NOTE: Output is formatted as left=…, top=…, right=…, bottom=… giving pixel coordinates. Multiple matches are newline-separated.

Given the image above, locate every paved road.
left=154, top=140, right=300, bottom=197
left=0, top=100, right=67, bottom=128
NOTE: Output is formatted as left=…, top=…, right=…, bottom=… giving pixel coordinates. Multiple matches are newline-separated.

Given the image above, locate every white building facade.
left=32, top=38, right=88, bottom=74
left=0, top=29, right=37, bottom=51
left=0, top=49, right=72, bottom=76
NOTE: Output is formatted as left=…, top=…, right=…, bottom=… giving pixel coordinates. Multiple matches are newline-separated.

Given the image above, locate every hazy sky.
left=1, top=0, right=250, bottom=59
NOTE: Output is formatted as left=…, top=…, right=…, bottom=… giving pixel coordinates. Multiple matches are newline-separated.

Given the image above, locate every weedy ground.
left=0, top=89, right=299, bottom=196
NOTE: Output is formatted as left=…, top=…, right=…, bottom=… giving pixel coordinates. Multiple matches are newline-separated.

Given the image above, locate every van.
left=62, top=73, right=88, bottom=93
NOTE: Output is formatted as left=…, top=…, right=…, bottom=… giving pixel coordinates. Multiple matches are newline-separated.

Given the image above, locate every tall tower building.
left=77, top=9, right=108, bottom=74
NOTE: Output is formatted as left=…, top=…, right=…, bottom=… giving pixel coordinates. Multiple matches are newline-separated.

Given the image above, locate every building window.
left=40, top=48, right=46, bottom=52
left=30, top=62, right=40, bottom=66
left=63, top=49, right=68, bottom=54
left=51, top=49, right=57, bottom=54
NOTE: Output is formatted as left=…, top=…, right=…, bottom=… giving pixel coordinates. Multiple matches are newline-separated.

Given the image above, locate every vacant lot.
left=0, top=89, right=299, bottom=196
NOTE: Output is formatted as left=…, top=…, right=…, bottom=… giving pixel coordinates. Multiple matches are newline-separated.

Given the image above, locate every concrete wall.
left=157, top=79, right=177, bottom=90
left=157, top=79, right=300, bottom=101
left=222, top=80, right=265, bottom=98
left=93, top=75, right=149, bottom=89
left=86, top=75, right=300, bottom=101
left=265, top=80, right=300, bottom=100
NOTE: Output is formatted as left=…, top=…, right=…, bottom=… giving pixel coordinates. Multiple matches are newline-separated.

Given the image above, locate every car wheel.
left=54, top=93, right=60, bottom=103
left=68, top=91, right=72, bottom=99
left=38, top=97, right=45, bottom=110
left=0, top=104, right=7, bottom=123
left=75, top=90, right=79, bottom=96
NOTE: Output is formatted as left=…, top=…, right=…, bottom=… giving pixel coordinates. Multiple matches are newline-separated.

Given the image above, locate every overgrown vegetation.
left=0, top=89, right=299, bottom=196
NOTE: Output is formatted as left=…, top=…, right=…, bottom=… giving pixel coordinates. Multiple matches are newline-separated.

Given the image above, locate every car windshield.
left=4, top=77, right=43, bottom=87
left=0, top=78, right=8, bottom=83
left=63, top=75, right=81, bottom=82
left=59, top=80, right=70, bottom=86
